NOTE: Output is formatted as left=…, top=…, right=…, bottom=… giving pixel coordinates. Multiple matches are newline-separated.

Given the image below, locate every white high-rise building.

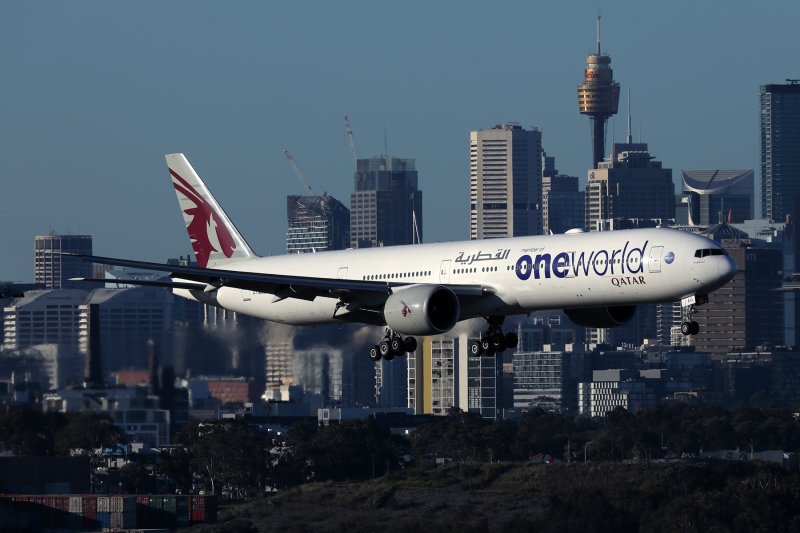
left=470, top=124, right=543, bottom=239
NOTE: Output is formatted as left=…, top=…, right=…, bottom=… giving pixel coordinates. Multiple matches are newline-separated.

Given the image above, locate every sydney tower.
left=578, top=15, right=620, bottom=168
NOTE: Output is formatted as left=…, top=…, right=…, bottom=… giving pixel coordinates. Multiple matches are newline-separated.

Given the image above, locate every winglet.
left=166, top=153, right=256, bottom=268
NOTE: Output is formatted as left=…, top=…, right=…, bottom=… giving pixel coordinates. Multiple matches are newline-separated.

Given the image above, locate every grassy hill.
left=181, top=460, right=800, bottom=533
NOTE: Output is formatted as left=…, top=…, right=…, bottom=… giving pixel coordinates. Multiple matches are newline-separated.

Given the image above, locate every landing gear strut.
left=680, top=295, right=703, bottom=336
left=368, top=328, right=417, bottom=362
left=469, top=316, right=518, bottom=357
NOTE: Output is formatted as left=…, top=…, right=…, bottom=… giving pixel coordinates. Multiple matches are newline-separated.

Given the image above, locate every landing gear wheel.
left=382, top=351, right=395, bottom=361
left=480, top=337, right=492, bottom=354
left=469, top=340, right=482, bottom=357
left=681, top=321, right=701, bottom=336
left=403, top=336, right=417, bottom=353
left=504, top=332, right=519, bottom=350
left=482, top=344, right=496, bottom=357
left=368, top=345, right=381, bottom=362
left=390, top=336, right=404, bottom=355
left=379, top=340, right=391, bottom=357
left=491, top=334, right=505, bottom=352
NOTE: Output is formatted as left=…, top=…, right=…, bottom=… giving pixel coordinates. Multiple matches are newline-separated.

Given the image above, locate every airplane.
left=69, top=153, right=737, bottom=362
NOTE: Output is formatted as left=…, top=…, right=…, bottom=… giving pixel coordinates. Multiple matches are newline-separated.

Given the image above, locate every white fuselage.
left=174, top=227, right=736, bottom=329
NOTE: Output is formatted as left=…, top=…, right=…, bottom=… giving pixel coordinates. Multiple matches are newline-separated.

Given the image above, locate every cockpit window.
left=694, top=248, right=725, bottom=258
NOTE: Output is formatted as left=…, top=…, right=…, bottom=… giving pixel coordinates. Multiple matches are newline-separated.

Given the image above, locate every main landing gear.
left=368, top=328, right=418, bottom=362
left=469, top=316, right=518, bottom=358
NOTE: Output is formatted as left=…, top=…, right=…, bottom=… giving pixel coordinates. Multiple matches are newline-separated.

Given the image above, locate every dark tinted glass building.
left=760, top=83, right=800, bottom=223
left=350, top=156, right=422, bottom=248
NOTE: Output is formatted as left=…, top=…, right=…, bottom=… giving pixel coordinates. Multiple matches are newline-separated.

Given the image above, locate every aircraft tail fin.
left=166, top=153, right=257, bottom=268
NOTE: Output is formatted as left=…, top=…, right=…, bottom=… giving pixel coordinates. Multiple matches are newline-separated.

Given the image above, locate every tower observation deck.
left=578, top=15, right=620, bottom=168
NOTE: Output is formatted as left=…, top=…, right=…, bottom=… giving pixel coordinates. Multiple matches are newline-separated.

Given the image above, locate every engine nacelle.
left=383, top=285, right=460, bottom=336
left=563, top=305, right=636, bottom=328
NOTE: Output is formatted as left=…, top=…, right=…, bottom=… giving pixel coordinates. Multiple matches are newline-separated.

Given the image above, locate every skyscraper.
left=286, top=194, right=350, bottom=254
left=585, top=142, right=675, bottom=231
left=542, top=174, right=584, bottom=234
left=350, top=156, right=422, bottom=248
left=760, top=82, right=800, bottom=223
left=470, top=124, right=543, bottom=239
left=34, top=234, right=93, bottom=289
left=578, top=15, right=620, bottom=168
left=682, top=170, right=755, bottom=226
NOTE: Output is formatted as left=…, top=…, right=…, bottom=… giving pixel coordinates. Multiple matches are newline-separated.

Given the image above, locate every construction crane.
left=345, top=115, right=359, bottom=168
left=283, top=148, right=320, bottom=195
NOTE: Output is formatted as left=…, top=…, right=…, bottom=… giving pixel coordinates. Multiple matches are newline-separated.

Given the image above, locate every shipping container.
left=109, top=495, right=137, bottom=513
left=53, top=495, right=69, bottom=512
left=97, top=496, right=110, bottom=512
left=176, top=496, right=189, bottom=527
left=188, top=494, right=217, bottom=523
left=82, top=494, right=97, bottom=513
left=69, top=495, right=82, bottom=514
left=109, top=511, right=137, bottom=529
left=97, top=510, right=111, bottom=529
left=148, top=495, right=164, bottom=510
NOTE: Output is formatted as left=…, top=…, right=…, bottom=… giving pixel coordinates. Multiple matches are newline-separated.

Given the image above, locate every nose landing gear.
left=680, top=295, right=706, bottom=336
left=369, top=328, right=418, bottom=361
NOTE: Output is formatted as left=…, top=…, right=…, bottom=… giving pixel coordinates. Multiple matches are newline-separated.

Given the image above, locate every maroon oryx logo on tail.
left=170, top=169, right=236, bottom=268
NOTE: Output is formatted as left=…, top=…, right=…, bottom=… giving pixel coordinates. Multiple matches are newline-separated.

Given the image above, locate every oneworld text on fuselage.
left=514, top=240, right=650, bottom=281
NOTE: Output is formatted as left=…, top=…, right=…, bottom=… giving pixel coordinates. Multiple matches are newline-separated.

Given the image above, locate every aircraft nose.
left=718, top=255, right=737, bottom=283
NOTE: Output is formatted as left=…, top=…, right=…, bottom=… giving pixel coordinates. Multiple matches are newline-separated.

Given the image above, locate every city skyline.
left=1, top=1, right=798, bottom=283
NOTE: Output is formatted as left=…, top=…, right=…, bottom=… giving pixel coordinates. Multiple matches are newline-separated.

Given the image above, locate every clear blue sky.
left=1, top=1, right=797, bottom=282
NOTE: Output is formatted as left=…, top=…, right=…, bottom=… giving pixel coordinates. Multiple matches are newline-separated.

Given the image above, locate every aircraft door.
left=337, top=267, right=349, bottom=279
left=648, top=246, right=664, bottom=273
left=439, top=260, right=452, bottom=284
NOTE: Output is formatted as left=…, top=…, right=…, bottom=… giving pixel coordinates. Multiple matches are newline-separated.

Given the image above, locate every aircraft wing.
left=66, top=254, right=490, bottom=304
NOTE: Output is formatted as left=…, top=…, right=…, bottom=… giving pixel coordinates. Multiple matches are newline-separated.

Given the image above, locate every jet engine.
left=563, top=305, right=636, bottom=328
left=383, top=285, right=460, bottom=336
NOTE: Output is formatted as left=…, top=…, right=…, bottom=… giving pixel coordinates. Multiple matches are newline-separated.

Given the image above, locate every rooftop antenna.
left=596, top=13, right=601, bottom=55
left=384, top=127, right=389, bottom=159
left=627, top=87, right=633, bottom=144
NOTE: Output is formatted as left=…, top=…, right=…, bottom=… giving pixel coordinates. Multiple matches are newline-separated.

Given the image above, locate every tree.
left=53, top=413, right=125, bottom=455
left=411, top=409, right=489, bottom=463
left=154, top=445, right=194, bottom=494
left=291, top=417, right=410, bottom=481
left=121, top=462, right=156, bottom=494
left=0, top=408, right=67, bottom=455
left=177, top=420, right=270, bottom=499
